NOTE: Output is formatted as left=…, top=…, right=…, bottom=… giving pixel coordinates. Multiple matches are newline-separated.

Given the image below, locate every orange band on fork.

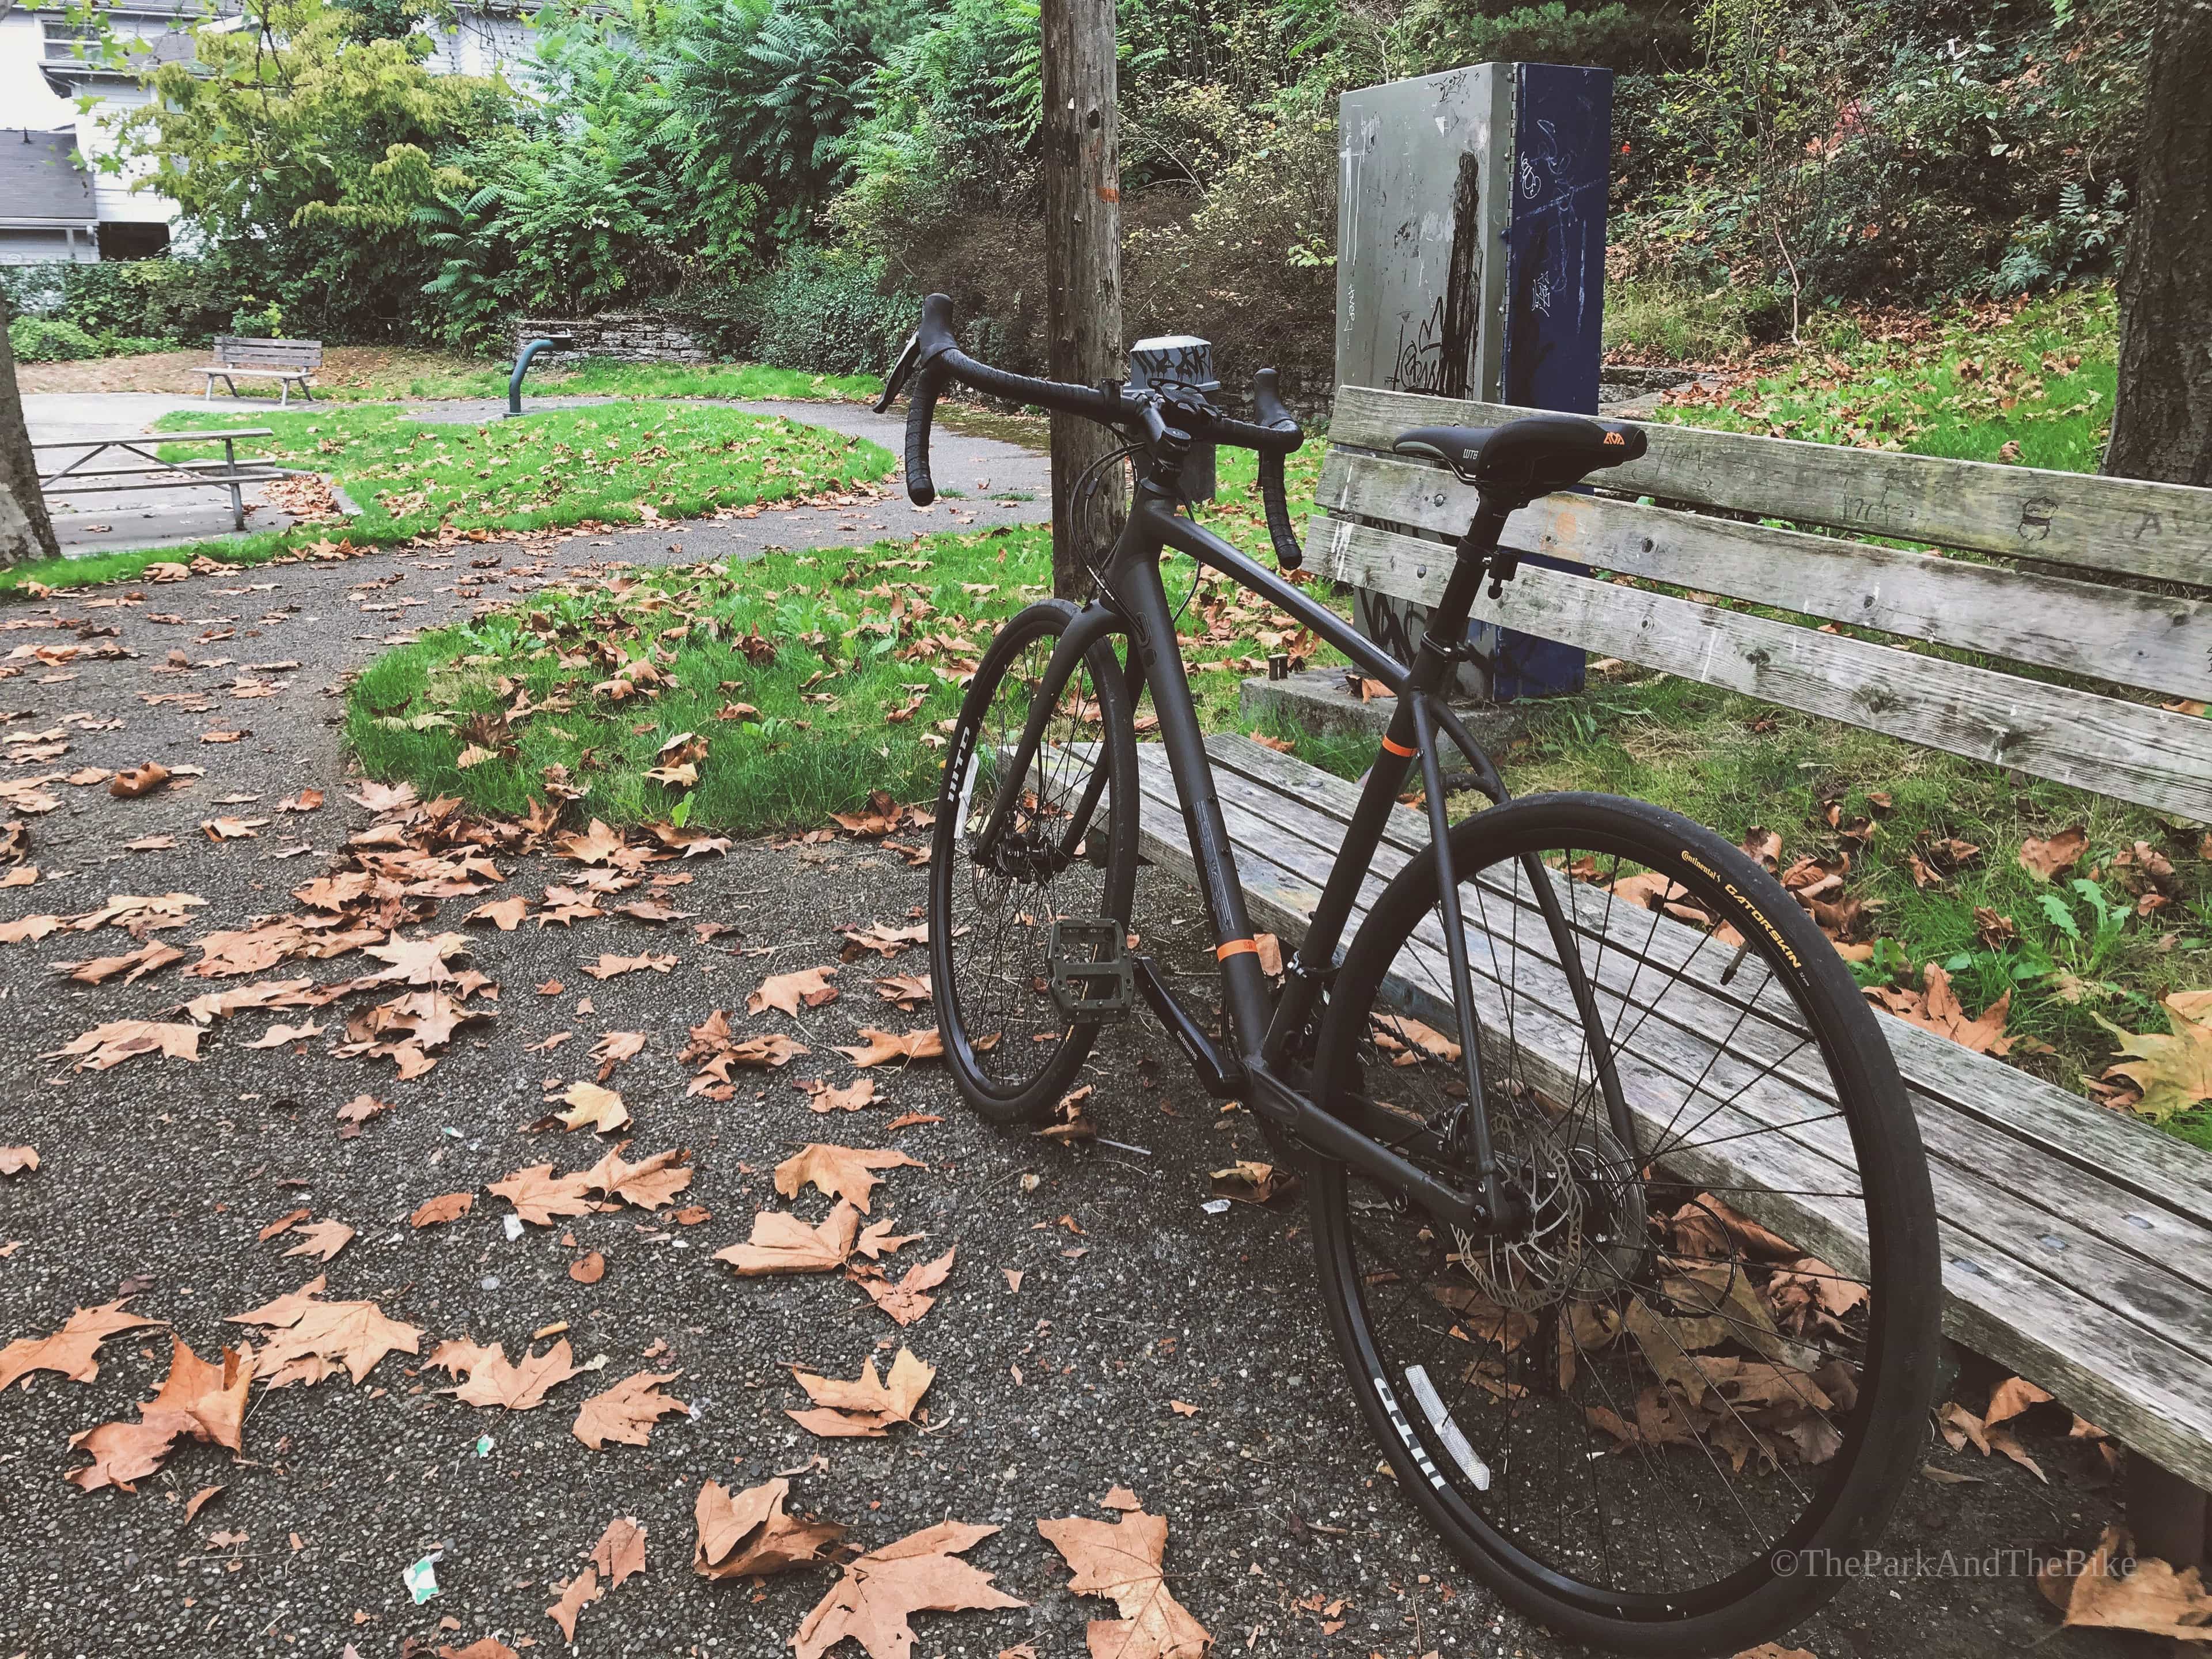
left=1380, top=735, right=1417, bottom=758
left=1215, top=938, right=1260, bottom=960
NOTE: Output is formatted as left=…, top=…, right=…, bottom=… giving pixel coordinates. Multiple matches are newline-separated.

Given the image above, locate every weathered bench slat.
left=1329, top=387, right=2212, bottom=588
left=1176, top=752, right=2212, bottom=1361
left=1210, top=732, right=2212, bottom=1232
left=1317, top=450, right=2212, bottom=703
left=1312, top=514, right=2212, bottom=821
left=1126, top=736, right=2212, bottom=1486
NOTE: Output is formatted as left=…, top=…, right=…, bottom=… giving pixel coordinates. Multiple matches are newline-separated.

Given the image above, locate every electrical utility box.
left=1336, top=60, right=1612, bottom=700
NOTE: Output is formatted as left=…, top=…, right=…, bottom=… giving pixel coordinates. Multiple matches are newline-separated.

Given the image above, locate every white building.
left=0, top=0, right=536, bottom=265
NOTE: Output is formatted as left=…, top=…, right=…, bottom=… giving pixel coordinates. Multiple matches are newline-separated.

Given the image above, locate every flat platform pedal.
left=1047, top=917, right=1133, bottom=1021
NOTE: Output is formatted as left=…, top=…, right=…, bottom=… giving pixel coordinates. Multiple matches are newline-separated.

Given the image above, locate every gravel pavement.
left=0, top=399, right=2133, bottom=1659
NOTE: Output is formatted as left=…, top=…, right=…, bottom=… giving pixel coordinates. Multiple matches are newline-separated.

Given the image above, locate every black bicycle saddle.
left=1393, top=413, right=1647, bottom=496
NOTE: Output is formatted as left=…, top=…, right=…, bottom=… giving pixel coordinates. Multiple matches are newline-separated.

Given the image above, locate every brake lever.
left=873, top=333, right=921, bottom=415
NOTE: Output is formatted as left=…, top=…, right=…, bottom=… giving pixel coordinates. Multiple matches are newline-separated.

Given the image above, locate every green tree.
left=120, top=0, right=508, bottom=339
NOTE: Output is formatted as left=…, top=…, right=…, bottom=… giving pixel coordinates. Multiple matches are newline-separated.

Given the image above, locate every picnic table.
left=36, top=429, right=291, bottom=533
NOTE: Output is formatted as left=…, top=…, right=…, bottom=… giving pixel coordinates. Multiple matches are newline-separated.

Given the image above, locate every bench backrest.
left=213, top=336, right=323, bottom=370
left=1308, top=387, right=2212, bottom=820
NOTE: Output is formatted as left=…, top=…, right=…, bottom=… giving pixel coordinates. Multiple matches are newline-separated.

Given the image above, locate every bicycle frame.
left=975, top=469, right=1634, bottom=1236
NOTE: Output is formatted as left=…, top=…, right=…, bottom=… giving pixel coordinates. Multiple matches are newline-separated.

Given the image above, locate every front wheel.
left=1308, top=793, right=1940, bottom=1656
left=929, top=601, right=1138, bottom=1125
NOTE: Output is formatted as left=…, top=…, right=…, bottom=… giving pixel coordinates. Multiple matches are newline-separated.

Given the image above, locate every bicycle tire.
left=1308, top=791, right=1940, bottom=1656
left=929, top=600, right=1139, bottom=1125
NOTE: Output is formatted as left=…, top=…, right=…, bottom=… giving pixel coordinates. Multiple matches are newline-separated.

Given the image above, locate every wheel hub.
left=1454, top=1117, right=1647, bottom=1311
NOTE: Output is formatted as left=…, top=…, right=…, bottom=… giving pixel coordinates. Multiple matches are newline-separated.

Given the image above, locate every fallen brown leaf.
left=694, top=1477, right=843, bottom=1579
left=1039, top=1506, right=1213, bottom=1659
left=715, top=1203, right=862, bottom=1276
left=775, top=1144, right=922, bottom=1214
left=573, top=1370, right=687, bottom=1450
left=791, top=1520, right=1025, bottom=1659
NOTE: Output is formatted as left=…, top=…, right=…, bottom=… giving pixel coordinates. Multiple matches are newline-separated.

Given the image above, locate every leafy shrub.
left=748, top=247, right=915, bottom=377
left=9, top=316, right=103, bottom=362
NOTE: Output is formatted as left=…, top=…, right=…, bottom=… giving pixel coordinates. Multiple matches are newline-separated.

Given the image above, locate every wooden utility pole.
left=2105, top=0, right=2212, bottom=487
left=0, top=296, right=60, bottom=568
left=1041, top=0, right=1122, bottom=599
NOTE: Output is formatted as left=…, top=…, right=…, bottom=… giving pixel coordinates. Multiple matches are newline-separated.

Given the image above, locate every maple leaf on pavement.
left=410, top=1191, right=474, bottom=1228
left=590, top=1516, right=648, bottom=1589
left=223, top=1276, right=422, bottom=1388
left=585, top=1143, right=693, bottom=1209
left=775, top=1145, right=922, bottom=1214
left=66, top=1336, right=255, bottom=1492
left=546, top=1566, right=601, bottom=1642
left=751, top=965, right=839, bottom=1018
left=0, top=1297, right=164, bottom=1391
left=809, top=1079, right=877, bottom=1113
left=1, top=1145, right=39, bottom=1176
left=851, top=1247, right=956, bottom=1328
left=694, top=1476, right=844, bottom=1579
left=442, top=1339, right=583, bottom=1411
left=788, top=1347, right=935, bottom=1438
left=141, top=1335, right=254, bottom=1452
left=488, top=1165, right=596, bottom=1226
left=557, top=1081, right=631, bottom=1134
left=791, top=1520, right=1026, bottom=1659
left=1038, top=1506, right=1213, bottom=1659
left=573, top=1370, right=688, bottom=1450
left=582, top=952, right=677, bottom=980
left=358, top=931, right=474, bottom=987
left=714, top=1203, right=862, bottom=1277
left=590, top=1031, right=646, bottom=1081
left=44, top=1020, right=202, bottom=1070
left=66, top=1416, right=186, bottom=1494
left=281, top=1219, right=355, bottom=1263
left=834, top=1028, right=944, bottom=1068
left=468, top=896, right=531, bottom=931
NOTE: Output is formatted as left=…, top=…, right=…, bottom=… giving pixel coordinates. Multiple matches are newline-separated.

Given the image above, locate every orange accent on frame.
left=1380, top=735, right=1417, bottom=758
left=1215, top=938, right=1260, bottom=960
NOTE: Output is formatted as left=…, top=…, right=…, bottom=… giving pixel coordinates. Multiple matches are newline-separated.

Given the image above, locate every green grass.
left=0, top=402, right=893, bottom=596
left=1604, top=277, right=1782, bottom=365
left=343, top=432, right=1351, bottom=827
left=1656, top=287, right=2117, bottom=471
left=346, top=525, right=1360, bottom=838
left=324, top=359, right=884, bottom=404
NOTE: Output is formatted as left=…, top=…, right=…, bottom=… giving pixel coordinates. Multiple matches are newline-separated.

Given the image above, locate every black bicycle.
left=880, top=294, right=1940, bottom=1656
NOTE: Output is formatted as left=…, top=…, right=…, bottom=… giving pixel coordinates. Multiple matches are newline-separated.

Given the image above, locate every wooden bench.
left=36, top=429, right=290, bottom=533
left=1135, top=387, right=2212, bottom=1560
left=200, top=336, right=322, bottom=406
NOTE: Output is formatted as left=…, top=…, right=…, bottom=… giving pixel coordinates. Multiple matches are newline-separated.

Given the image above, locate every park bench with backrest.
left=1133, top=384, right=2212, bottom=1562
left=200, top=336, right=323, bottom=406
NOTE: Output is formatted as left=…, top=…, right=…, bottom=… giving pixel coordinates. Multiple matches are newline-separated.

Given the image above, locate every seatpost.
left=1404, top=495, right=1514, bottom=696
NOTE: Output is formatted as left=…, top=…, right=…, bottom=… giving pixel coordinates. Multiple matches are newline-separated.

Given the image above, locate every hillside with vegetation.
left=5, top=0, right=2156, bottom=406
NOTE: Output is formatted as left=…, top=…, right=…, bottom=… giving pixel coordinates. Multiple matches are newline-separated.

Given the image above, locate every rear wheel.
left=1308, top=793, right=1940, bottom=1656
left=929, top=601, right=1138, bottom=1125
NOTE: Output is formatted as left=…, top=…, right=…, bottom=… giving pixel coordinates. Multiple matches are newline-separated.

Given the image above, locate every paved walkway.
left=21, top=390, right=1052, bottom=560
left=0, top=396, right=2128, bottom=1659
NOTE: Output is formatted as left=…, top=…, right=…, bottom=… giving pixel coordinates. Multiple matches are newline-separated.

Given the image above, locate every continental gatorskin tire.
left=1306, top=791, right=1940, bottom=1656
